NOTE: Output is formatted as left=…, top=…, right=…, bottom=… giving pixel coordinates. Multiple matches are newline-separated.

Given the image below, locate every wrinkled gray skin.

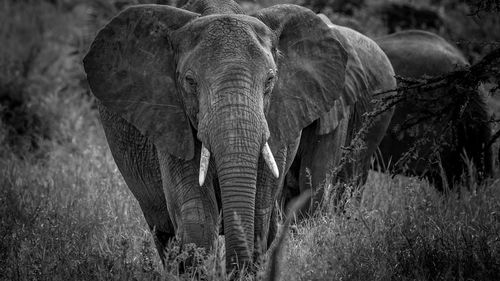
left=283, top=14, right=396, bottom=213
left=376, top=30, right=492, bottom=189
left=83, top=1, right=395, bottom=270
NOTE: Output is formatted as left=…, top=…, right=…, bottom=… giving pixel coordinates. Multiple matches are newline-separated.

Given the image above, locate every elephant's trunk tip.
left=199, top=144, right=210, bottom=186
left=262, top=142, right=279, bottom=178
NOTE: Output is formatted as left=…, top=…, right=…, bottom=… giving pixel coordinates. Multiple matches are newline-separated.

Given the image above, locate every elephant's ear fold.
left=254, top=5, right=350, bottom=146
left=84, top=5, right=198, bottom=160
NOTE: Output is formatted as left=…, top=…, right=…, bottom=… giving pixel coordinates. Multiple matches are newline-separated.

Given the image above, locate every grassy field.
left=2, top=111, right=500, bottom=280
left=1, top=0, right=500, bottom=280
left=283, top=173, right=500, bottom=280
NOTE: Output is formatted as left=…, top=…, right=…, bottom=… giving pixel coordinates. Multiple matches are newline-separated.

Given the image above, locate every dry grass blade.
left=266, top=192, right=311, bottom=281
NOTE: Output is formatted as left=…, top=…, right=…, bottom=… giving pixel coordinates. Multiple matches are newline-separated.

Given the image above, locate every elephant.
left=83, top=0, right=395, bottom=270
left=376, top=30, right=493, bottom=190
left=282, top=13, right=396, bottom=213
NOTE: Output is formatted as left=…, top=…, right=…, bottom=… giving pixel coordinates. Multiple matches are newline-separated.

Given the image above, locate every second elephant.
left=283, top=14, right=396, bottom=214
left=376, top=30, right=493, bottom=189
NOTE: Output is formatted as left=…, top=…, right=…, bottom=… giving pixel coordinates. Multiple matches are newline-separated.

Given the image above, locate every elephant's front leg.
left=296, top=119, right=349, bottom=214
left=157, top=147, right=219, bottom=252
left=98, top=104, right=175, bottom=262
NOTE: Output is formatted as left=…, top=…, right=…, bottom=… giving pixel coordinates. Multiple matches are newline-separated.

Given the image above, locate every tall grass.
left=283, top=173, right=500, bottom=280
left=3, top=135, right=500, bottom=280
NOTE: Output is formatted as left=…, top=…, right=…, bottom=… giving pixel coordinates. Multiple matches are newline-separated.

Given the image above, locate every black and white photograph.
left=1, top=0, right=499, bottom=280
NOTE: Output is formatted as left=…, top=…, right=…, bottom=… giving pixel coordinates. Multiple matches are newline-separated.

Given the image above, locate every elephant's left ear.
left=254, top=5, right=353, bottom=147
left=83, top=5, right=199, bottom=160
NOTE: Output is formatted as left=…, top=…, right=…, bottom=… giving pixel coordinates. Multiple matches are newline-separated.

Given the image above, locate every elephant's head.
left=84, top=3, right=351, bottom=268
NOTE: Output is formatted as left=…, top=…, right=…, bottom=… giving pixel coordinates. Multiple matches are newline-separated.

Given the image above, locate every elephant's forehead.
left=206, top=17, right=249, bottom=35
left=186, top=15, right=272, bottom=61
left=202, top=19, right=260, bottom=52
left=190, top=14, right=271, bottom=38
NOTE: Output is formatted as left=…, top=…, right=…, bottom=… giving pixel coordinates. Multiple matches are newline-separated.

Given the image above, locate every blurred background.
left=1, top=0, right=499, bottom=161
left=0, top=0, right=499, bottom=280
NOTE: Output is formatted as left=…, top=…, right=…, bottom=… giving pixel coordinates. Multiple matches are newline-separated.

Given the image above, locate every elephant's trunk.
left=200, top=85, right=267, bottom=269
left=215, top=139, right=259, bottom=268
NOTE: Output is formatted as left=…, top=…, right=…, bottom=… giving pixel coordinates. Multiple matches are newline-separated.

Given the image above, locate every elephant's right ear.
left=84, top=5, right=198, bottom=160
left=254, top=5, right=352, bottom=147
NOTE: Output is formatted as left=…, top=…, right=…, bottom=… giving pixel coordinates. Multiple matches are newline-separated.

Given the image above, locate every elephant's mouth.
left=198, top=142, right=279, bottom=186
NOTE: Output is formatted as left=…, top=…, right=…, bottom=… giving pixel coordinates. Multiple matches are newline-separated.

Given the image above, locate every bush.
left=0, top=1, right=48, bottom=156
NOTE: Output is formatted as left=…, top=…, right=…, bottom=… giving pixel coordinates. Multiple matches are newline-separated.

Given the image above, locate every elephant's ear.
left=254, top=5, right=352, bottom=147
left=84, top=5, right=198, bottom=160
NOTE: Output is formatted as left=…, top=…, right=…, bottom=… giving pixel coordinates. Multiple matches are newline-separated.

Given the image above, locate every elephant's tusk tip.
left=262, top=142, right=279, bottom=179
left=270, top=165, right=279, bottom=178
left=199, top=144, right=210, bottom=187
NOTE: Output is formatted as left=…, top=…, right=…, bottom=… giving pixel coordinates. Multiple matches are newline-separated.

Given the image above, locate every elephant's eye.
left=184, top=75, right=197, bottom=94
left=264, top=71, right=276, bottom=95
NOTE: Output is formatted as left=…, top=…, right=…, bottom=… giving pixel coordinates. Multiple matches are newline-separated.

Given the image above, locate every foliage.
left=372, top=47, right=500, bottom=186
left=465, top=0, right=500, bottom=15
left=0, top=0, right=50, bottom=156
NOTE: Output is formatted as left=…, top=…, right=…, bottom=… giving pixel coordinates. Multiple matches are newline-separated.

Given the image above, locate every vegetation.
left=1, top=0, right=499, bottom=280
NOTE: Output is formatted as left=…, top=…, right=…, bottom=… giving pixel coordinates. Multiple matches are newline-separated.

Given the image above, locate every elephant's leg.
left=156, top=146, right=219, bottom=252
left=266, top=206, right=278, bottom=248
left=337, top=105, right=394, bottom=207
left=297, top=119, right=349, bottom=215
left=281, top=157, right=301, bottom=212
left=98, top=105, right=174, bottom=262
left=347, top=106, right=394, bottom=187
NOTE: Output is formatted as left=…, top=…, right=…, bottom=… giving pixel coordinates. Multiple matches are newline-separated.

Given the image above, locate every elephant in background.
left=376, top=30, right=493, bottom=190
left=83, top=0, right=395, bottom=270
left=283, top=13, right=396, bottom=214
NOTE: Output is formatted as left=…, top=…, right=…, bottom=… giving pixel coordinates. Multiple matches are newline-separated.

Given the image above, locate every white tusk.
left=262, top=142, right=279, bottom=178
left=199, top=144, right=210, bottom=186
